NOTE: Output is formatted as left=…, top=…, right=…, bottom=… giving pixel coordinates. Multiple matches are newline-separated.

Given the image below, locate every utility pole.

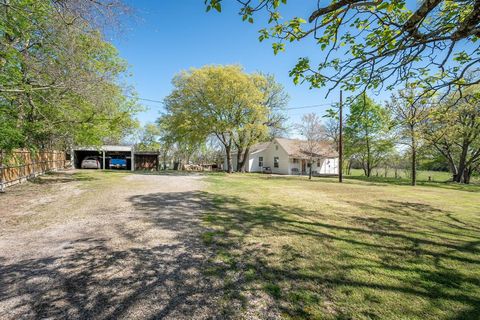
left=339, top=90, right=343, bottom=183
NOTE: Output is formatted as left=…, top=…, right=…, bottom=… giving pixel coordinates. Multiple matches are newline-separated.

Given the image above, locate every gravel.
left=0, top=171, right=228, bottom=319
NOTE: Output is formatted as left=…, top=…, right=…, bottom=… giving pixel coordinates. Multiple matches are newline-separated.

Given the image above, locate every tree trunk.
left=366, top=154, right=371, bottom=177
left=463, top=167, right=472, bottom=184
left=411, top=146, right=417, bottom=186
left=362, top=158, right=368, bottom=177
left=366, top=164, right=372, bottom=178
left=225, top=145, right=233, bottom=173
left=309, top=162, right=312, bottom=180
left=238, top=147, right=250, bottom=173
left=455, top=141, right=470, bottom=183
left=411, top=129, right=417, bottom=186
left=236, top=147, right=243, bottom=172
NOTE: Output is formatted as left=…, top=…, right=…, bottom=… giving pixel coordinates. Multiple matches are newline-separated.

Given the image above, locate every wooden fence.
left=0, top=149, right=69, bottom=191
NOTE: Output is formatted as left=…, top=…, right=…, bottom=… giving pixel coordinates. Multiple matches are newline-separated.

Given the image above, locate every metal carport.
left=72, top=145, right=135, bottom=171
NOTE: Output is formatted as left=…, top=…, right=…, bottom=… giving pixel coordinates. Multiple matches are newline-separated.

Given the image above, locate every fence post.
left=0, top=150, right=4, bottom=193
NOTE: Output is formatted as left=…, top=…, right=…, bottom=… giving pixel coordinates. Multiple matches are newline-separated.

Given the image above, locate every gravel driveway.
left=0, top=171, right=224, bottom=319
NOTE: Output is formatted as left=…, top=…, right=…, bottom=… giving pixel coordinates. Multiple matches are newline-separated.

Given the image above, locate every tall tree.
left=296, top=113, right=326, bottom=180
left=206, top=0, right=480, bottom=96
left=136, top=123, right=162, bottom=151
left=387, top=88, right=431, bottom=185
left=345, top=95, right=392, bottom=177
left=160, top=65, right=268, bottom=173
left=0, top=0, right=137, bottom=151
left=235, top=73, right=288, bottom=172
left=425, top=86, right=480, bottom=183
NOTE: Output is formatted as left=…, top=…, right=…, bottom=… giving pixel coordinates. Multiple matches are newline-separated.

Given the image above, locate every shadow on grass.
left=197, top=192, right=480, bottom=319
left=345, top=175, right=480, bottom=192
left=132, top=170, right=227, bottom=177
left=247, top=173, right=480, bottom=192
left=28, top=171, right=97, bottom=185
left=1, top=190, right=479, bottom=319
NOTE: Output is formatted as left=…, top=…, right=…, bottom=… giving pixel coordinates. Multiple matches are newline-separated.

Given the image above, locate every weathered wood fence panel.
left=0, top=149, right=69, bottom=191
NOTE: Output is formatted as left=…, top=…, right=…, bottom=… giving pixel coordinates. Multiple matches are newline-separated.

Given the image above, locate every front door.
left=301, top=160, right=306, bottom=174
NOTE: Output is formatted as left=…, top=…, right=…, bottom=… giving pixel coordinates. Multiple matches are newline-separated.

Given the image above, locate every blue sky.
left=113, top=1, right=388, bottom=131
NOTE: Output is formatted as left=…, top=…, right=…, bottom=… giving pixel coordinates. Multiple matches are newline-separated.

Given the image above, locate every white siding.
left=223, top=140, right=339, bottom=175
left=266, top=141, right=289, bottom=175
left=248, top=150, right=267, bottom=172
left=315, top=158, right=339, bottom=174
left=289, top=159, right=302, bottom=175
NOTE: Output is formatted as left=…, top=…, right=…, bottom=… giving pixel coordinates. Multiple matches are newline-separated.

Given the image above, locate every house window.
left=258, top=156, right=263, bottom=167
left=317, top=159, right=321, bottom=167
left=275, top=145, right=279, bottom=150
left=292, top=158, right=298, bottom=164
left=274, top=157, right=279, bottom=168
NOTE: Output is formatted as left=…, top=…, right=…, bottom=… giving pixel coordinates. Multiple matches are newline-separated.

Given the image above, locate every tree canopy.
left=205, top=0, right=480, bottom=97
left=345, top=94, right=393, bottom=177
left=159, top=65, right=277, bottom=173
left=425, top=86, right=480, bottom=183
left=0, top=0, right=138, bottom=151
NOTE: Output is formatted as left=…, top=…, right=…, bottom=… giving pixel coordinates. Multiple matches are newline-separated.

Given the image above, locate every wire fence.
left=0, top=149, right=70, bottom=192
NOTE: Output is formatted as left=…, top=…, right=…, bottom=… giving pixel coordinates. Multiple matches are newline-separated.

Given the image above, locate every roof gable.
left=274, top=138, right=338, bottom=158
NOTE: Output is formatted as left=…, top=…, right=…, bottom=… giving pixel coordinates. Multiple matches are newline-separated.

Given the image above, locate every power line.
left=126, top=95, right=164, bottom=103
left=127, top=95, right=335, bottom=110
left=284, top=103, right=334, bottom=110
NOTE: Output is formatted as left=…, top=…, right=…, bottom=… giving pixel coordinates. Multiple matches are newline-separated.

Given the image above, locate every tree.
left=296, top=113, right=327, bottom=180
left=425, top=86, right=480, bottom=183
left=235, top=73, right=289, bottom=172
left=345, top=94, right=392, bottom=177
left=160, top=65, right=268, bottom=173
left=136, top=123, right=162, bottom=151
left=387, top=88, right=431, bottom=185
left=324, top=117, right=340, bottom=152
left=205, top=0, right=480, bottom=96
left=0, top=0, right=137, bottom=151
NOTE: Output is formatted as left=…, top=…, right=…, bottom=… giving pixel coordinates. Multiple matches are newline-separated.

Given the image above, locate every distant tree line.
left=195, top=0, right=480, bottom=185
left=324, top=86, right=480, bottom=185
left=136, top=63, right=479, bottom=185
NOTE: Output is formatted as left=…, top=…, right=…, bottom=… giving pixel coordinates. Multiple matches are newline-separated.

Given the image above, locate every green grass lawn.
left=347, top=168, right=453, bottom=182
left=201, top=174, right=480, bottom=319
left=350, top=168, right=480, bottom=183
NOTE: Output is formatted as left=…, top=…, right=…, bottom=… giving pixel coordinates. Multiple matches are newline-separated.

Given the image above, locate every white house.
left=225, top=138, right=339, bottom=175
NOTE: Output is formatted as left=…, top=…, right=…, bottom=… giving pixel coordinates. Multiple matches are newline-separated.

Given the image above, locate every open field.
left=347, top=168, right=480, bottom=184
left=202, top=173, right=480, bottom=319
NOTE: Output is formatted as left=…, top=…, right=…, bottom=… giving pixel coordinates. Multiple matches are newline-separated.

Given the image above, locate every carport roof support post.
left=131, top=148, right=135, bottom=171
left=102, top=151, right=105, bottom=170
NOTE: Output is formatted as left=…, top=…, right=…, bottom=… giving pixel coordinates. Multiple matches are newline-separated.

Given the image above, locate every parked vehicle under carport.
left=81, top=157, right=101, bottom=169
left=110, top=158, right=127, bottom=169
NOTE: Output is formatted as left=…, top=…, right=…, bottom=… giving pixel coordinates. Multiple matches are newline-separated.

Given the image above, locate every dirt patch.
left=0, top=171, right=228, bottom=319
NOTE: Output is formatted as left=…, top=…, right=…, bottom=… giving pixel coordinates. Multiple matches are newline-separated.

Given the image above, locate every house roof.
left=231, top=141, right=270, bottom=155
left=250, top=142, right=270, bottom=154
left=230, top=138, right=338, bottom=158
left=274, top=138, right=338, bottom=159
